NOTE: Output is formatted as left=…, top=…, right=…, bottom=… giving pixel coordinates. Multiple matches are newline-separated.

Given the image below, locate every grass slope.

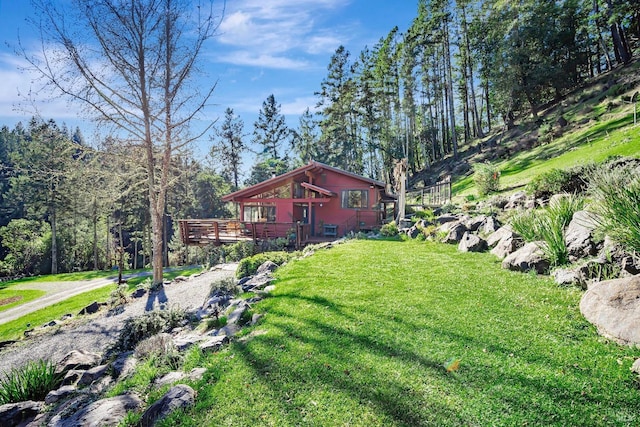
left=166, top=240, right=639, bottom=426
left=451, top=60, right=640, bottom=197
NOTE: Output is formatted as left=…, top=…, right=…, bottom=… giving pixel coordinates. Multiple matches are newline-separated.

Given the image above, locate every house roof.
left=222, top=160, right=388, bottom=202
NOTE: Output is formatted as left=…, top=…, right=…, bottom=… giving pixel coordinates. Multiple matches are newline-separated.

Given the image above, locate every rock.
left=262, top=285, right=276, bottom=293
left=620, top=256, right=640, bottom=275
left=78, top=364, right=109, bottom=386
left=62, top=369, right=84, bottom=386
left=0, top=401, right=43, bottom=427
left=458, top=232, right=487, bottom=253
left=464, top=215, right=487, bottom=232
left=436, top=214, right=459, bottom=225
left=188, top=368, right=207, bottom=381
left=241, top=274, right=274, bottom=292
left=173, top=334, right=205, bottom=351
left=50, top=394, right=142, bottom=427
left=42, top=320, right=58, bottom=328
left=139, top=385, right=195, bottom=427
left=155, top=371, right=187, bottom=388
left=490, top=234, right=523, bottom=259
left=199, top=335, right=229, bottom=352
left=60, top=313, right=73, bottom=321
left=173, top=275, right=188, bottom=282
left=565, top=211, right=599, bottom=261
left=441, top=222, right=468, bottom=244
left=46, top=385, right=78, bottom=404
left=575, top=259, right=614, bottom=289
left=523, top=199, right=536, bottom=210
left=632, top=359, right=640, bottom=375
left=78, top=301, right=101, bottom=316
left=110, top=352, right=137, bottom=380
left=256, top=261, right=278, bottom=275
left=131, top=288, right=147, bottom=298
left=482, top=216, right=500, bottom=234
left=406, top=225, right=421, bottom=239
left=580, top=275, right=640, bottom=345
left=486, top=226, right=515, bottom=248
left=553, top=268, right=580, bottom=286
left=87, top=375, right=113, bottom=395
left=504, top=191, right=528, bottom=209
left=226, top=303, right=248, bottom=325
left=250, top=313, right=264, bottom=326
left=56, top=350, right=102, bottom=374
left=501, top=241, right=550, bottom=274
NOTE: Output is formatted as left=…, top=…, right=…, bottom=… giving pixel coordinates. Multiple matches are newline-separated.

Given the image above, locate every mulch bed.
left=0, top=295, right=22, bottom=306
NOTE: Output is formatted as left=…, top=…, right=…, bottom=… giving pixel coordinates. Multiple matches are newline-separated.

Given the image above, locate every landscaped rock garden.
left=0, top=263, right=279, bottom=427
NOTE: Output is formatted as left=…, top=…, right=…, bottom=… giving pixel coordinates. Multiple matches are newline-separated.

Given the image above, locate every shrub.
left=473, top=163, right=500, bottom=196
left=509, top=195, right=585, bottom=267
left=412, top=209, right=436, bottom=222
left=116, top=307, right=186, bottom=352
left=588, top=164, right=640, bottom=253
left=526, top=166, right=592, bottom=199
left=0, top=359, right=63, bottom=404
left=236, top=251, right=297, bottom=279
left=134, top=333, right=182, bottom=370
left=109, top=284, right=129, bottom=308
left=210, top=277, right=240, bottom=297
left=379, top=221, right=399, bottom=237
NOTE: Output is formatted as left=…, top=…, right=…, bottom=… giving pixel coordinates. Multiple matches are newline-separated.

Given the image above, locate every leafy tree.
left=245, top=158, right=290, bottom=187
left=0, top=219, right=50, bottom=276
left=24, top=0, right=221, bottom=285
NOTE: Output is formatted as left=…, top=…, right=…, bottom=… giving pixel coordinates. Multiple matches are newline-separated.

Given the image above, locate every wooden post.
left=214, top=221, right=219, bottom=244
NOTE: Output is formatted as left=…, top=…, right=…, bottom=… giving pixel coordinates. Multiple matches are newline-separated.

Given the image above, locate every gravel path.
left=0, top=264, right=237, bottom=375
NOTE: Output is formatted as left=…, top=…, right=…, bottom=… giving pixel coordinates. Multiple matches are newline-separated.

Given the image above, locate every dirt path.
left=0, top=264, right=237, bottom=375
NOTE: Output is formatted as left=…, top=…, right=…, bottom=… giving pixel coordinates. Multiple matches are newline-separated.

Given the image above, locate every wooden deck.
left=178, top=220, right=311, bottom=248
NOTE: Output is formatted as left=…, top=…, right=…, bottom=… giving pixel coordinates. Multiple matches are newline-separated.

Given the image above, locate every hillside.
left=411, top=58, right=640, bottom=200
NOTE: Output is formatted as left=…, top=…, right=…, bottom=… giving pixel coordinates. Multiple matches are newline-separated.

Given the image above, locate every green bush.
left=236, top=251, right=297, bottom=279
left=589, top=164, right=640, bottom=253
left=473, top=163, right=500, bottom=196
left=412, top=209, right=436, bottom=222
left=509, top=195, right=585, bottom=267
left=379, top=221, right=399, bottom=237
left=115, top=307, right=186, bottom=351
left=0, top=359, right=63, bottom=404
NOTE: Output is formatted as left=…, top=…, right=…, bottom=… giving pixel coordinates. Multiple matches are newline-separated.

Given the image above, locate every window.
left=341, top=190, right=368, bottom=209
left=243, top=204, right=276, bottom=222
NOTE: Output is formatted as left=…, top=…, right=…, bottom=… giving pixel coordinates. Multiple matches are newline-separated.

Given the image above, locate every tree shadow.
left=145, top=286, right=168, bottom=311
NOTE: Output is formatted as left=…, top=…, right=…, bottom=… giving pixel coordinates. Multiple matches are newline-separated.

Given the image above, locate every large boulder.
left=56, top=350, right=102, bottom=374
left=580, top=275, right=640, bottom=345
left=490, top=234, right=523, bottom=259
left=110, top=351, right=137, bottom=380
left=464, top=215, right=487, bottom=232
left=501, top=242, right=550, bottom=274
left=482, top=216, right=501, bottom=234
left=0, top=401, right=42, bottom=427
left=440, top=222, right=468, bottom=244
left=139, top=385, right=195, bottom=427
left=486, top=226, right=515, bottom=248
left=49, top=394, right=143, bottom=427
left=565, top=211, right=599, bottom=261
left=458, top=232, right=487, bottom=253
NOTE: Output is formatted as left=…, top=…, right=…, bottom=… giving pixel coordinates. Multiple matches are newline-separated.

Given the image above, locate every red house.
left=179, top=161, right=396, bottom=247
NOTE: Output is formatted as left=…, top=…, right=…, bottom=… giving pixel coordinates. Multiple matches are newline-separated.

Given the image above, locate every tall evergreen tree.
left=252, top=94, right=290, bottom=160
left=211, top=108, right=246, bottom=190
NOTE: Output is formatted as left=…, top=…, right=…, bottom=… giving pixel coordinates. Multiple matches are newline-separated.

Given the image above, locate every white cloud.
left=214, top=0, right=350, bottom=68
left=218, top=51, right=309, bottom=70
left=280, top=96, right=318, bottom=115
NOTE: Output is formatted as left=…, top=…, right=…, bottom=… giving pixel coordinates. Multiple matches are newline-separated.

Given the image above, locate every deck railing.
left=407, top=177, right=452, bottom=208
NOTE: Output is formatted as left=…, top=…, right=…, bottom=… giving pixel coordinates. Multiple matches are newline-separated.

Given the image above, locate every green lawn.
left=163, top=240, right=638, bottom=426
left=0, top=266, right=203, bottom=343
left=0, top=289, right=46, bottom=313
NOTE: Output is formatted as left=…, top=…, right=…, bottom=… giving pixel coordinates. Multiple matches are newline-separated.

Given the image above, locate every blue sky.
left=0, top=0, right=417, bottom=158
